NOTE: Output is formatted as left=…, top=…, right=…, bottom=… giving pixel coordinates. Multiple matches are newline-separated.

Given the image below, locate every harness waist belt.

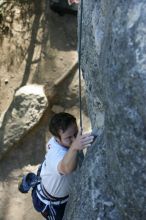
left=40, top=183, right=69, bottom=201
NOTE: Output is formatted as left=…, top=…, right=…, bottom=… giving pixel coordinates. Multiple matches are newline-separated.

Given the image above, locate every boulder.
left=0, top=84, right=48, bottom=160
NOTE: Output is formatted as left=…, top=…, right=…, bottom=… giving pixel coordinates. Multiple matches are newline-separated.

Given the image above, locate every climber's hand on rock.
left=71, top=130, right=94, bottom=151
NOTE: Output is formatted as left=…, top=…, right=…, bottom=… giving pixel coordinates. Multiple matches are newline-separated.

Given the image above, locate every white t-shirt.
left=40, top=137, right=73, bottom=198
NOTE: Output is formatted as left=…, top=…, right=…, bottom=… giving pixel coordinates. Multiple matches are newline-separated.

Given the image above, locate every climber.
left=19, top=112, right=93, bottom=220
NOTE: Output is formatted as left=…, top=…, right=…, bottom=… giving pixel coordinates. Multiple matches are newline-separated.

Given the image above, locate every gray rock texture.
left=0, top=84, right=48, bottom=160
left=64, top=0, right=146, bottom=219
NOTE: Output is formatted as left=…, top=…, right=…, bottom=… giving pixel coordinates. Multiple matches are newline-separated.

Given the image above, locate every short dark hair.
left=49, top=112, right=76, bottom=138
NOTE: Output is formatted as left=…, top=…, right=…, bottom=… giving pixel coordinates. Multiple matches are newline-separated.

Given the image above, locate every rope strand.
left=78, top=0, right=84, bottom=134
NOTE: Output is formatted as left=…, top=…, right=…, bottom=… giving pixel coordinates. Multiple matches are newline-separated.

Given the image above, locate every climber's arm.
left=58, top=131, right=93, bottom=175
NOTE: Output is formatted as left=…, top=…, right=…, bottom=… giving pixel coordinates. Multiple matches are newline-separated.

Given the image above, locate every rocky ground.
left=0, top=2, right=91, bottom=220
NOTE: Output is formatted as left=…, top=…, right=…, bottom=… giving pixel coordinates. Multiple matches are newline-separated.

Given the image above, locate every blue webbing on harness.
left=36, top=183, right=69, bottom=205
left=40, top=183, right=69, bottom=201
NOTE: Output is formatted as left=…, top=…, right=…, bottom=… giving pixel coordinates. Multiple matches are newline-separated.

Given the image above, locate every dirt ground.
left=0, top=2, right=91, bottom=220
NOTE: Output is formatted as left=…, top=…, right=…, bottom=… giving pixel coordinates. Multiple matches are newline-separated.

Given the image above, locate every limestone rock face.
left=0, top=84, right=48, bottom=160
left=64, top=1, right=146, bottom=219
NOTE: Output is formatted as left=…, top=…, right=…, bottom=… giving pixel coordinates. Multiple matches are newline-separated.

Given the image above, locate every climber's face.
left=56, top=123, right=78, bottom=147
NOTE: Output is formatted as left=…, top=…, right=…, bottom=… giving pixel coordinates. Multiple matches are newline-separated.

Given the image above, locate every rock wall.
left=65, top=1, right=146, bottom=219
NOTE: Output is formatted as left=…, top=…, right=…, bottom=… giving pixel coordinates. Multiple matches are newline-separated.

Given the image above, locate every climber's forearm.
left=58, top=132, right=93, bottom=175
left=58, top=147, right=78, bottom=174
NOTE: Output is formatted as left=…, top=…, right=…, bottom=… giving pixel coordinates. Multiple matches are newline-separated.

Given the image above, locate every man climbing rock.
left=19, top=112, right=93, bottom=220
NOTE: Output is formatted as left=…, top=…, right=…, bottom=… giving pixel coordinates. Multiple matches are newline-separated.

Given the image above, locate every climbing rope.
left=78, top=0, right=84, bottom=133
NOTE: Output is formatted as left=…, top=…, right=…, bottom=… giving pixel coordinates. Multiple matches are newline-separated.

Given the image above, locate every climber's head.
left=49, top=112, right=78, bottom=147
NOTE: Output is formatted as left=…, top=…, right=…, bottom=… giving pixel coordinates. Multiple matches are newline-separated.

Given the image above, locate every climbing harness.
left=78, top=0, right=84, bottom=133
